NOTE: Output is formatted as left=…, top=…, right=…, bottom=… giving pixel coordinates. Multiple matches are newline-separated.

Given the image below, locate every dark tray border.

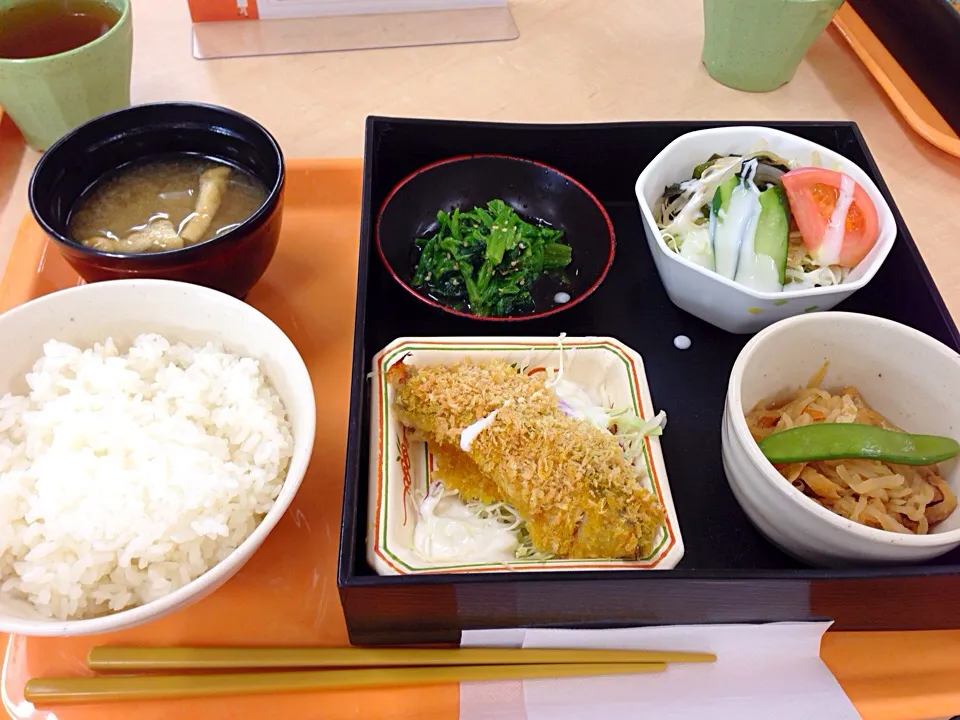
left=338, top=117, right=960, bottom=643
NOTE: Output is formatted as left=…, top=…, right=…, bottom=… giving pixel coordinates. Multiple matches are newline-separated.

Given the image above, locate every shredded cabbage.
left=785, top=264, right=846, bottom=289
left=412, top=482, right=521, bottom=563
left=610, top=409, right=668, bottom=463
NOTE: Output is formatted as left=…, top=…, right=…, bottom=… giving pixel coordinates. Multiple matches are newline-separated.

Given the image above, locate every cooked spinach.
left=411, top=199, right=573, bottom=317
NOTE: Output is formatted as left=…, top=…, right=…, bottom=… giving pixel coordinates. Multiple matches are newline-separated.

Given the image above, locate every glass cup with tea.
left=0, top=0, right=132, bottom=151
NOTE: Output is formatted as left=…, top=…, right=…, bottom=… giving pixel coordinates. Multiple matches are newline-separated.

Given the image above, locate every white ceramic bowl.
left=367, top=336, right=684, bottom=574
left=0, top=280, right=316, bottom=636
left=723, top=312, right=960, bottom=567
left=635, top=126, right=897, bottom=334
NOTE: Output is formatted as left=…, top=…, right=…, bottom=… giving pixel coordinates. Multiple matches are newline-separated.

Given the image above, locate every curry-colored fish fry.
left=387, top=359, right=664, bottom=560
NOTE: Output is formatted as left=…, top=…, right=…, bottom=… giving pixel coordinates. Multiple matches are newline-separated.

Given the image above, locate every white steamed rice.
left=0, top=333, right=293, bottom=621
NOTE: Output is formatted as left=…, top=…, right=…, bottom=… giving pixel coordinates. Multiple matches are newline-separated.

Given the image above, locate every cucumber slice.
left=712, top=176, right=754, bottom=280
left=754, top=185, right=790, bottom=285
left=712, top=175, right=737, bottom=215
left=733, top=183, right=788, bottom=292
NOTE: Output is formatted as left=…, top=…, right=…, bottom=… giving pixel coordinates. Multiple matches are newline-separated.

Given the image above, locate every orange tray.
left=1, top=158, right=960, bottom=720
left=832, top=4, right=960, bottom=159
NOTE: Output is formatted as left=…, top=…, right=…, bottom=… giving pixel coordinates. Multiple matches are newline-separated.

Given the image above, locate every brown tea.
left=0, top=0, right=120, bottom=60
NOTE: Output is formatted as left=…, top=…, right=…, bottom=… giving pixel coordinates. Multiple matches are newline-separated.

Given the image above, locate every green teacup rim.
left=0, top=0, right=130, bottom=65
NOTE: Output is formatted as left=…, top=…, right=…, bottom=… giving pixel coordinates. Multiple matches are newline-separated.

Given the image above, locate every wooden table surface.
left=1, top=1, right=959, bottom=719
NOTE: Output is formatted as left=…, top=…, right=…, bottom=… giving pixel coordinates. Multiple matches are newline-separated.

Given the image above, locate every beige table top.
left=1, top=0, right=960, bottom=312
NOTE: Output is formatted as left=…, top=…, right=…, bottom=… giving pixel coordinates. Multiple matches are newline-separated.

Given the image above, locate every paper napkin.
left=460, top=622, right=860, bottom=720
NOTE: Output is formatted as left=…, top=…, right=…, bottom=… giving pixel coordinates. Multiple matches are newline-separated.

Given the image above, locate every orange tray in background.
left=1, top=158, right=959, bottom=720
left=832, top=4, right=960, bottom=158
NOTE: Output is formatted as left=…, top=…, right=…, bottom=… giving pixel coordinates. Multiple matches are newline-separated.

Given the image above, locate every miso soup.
left=68, top=155, right=268, bottom=254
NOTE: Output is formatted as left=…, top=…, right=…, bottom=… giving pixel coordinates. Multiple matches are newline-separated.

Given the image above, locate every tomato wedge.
left=780, top=168, right=880, bottom=268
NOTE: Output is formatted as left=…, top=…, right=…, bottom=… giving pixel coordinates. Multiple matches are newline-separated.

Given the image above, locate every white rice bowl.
left=0, top=279, right=315, bottom=636
left=0, top=334, right=293, bottom=621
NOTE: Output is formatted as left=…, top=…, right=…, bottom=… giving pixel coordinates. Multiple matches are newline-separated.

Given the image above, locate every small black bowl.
left=29, top=102, right=285, bottom=299
left=376, top=154, right=615, bottom=321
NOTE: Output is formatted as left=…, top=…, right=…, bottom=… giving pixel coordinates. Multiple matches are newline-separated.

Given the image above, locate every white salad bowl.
left=0, top=280, right=316, bottom=636
left=367, top=336, right=684, bottom=575
left=723, top=312, right=960, bottom=567
left=635, top=126, right=897, bottom=334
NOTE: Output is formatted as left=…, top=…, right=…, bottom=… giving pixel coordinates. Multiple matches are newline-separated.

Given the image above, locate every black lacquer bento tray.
left=337, top=117, right=960, bottom=645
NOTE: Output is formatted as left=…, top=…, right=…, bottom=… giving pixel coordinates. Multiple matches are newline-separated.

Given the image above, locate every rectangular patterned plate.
left=366, top=336, right=683, bottom=575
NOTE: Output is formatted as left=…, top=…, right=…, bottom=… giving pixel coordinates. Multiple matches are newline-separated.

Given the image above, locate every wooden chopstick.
left=86, top=646, right=717, bottom=671
left=25, top=663, right=665, bottom=705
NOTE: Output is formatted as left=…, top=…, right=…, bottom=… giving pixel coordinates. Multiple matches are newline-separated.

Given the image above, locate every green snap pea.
left=758, top=423, right=960, bottom=466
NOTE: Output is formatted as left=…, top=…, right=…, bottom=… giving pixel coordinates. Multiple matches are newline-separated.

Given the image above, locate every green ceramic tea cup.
left=702, top=0, right=844, bottom=92
left=0, top=0, right=132, bottom=151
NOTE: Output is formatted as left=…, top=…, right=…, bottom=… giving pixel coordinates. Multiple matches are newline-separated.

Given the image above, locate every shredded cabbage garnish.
left=412, top=482, right=521, bottom=563
left=413, top=483, right=551, bottom=562
left=609, top=409, right=668, bottom=463
left=463, top=497, right=523, bottom=532
left=785, top=263, right=846, bottom=288
left=785, top=231, right=847, bottom=288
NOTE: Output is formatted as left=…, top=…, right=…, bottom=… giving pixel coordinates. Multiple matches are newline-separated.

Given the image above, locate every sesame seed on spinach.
left=411, top=199, right=573, bottom=317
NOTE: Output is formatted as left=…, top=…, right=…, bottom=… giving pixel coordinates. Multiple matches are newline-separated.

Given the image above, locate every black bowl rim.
left=375, top=153, right=617, bottom=322
left=28, top=101, right=286, bottom=261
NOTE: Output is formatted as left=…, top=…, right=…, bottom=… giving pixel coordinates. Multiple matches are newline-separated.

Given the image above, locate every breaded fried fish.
left=387, top=358, right=663, bottom=559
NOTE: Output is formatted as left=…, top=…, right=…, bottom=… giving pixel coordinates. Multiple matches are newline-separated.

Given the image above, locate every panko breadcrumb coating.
left=387, top=358, right=663, bottom=559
